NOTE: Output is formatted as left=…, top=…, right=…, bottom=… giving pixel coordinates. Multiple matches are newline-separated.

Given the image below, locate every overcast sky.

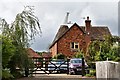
left=0, top=0, right=119, bottom=52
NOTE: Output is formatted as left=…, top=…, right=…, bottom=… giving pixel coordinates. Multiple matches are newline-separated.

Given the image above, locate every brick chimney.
left=85, top=16, right=91, bottom=35
left=85, top=16, right=91, bottom=55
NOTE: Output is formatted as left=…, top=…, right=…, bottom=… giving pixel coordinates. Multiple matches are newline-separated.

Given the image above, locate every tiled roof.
left=27, top=48, right=41, bottom=58
left=49, top=23, right=111, bottom=49
left=52, top=25, right=69, bottom=43
left=81, top=26, right=111, bottom=40
left=42, top=52, right=52, bottom=58
left=49, top=25, right=69, bottom=48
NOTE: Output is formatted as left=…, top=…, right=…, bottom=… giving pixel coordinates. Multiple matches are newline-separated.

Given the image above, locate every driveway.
left=17, top=74, right=95, bottom=80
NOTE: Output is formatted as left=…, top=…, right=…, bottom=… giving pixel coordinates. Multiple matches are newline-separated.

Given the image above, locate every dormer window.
left=70, top=42, right=79, bottom=49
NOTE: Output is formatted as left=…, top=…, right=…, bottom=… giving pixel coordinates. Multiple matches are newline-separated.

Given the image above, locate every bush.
left=52, top=53, right=66, bottom=59
left=2, top=69, right=14, bottom=80
left=87, top=62, right=96, bottom=69
left=85, top=74, right=93, bottom=77
left=74, top=50, right=83, bottom=58
left=85, top=69, right=96, bottom=77
left=57, top=53, right=66, bottom=59
left=90, top=69, right=96, bottom=76
left=12, top=71, right=24, bottom=79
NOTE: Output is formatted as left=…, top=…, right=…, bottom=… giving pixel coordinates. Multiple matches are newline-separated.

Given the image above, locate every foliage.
left=1, top=6, right=41, bottom=78
left=57, top=53, right=66, bottom=59
left=85, top=69, right=96, bottom=77
left=74, top=49, right=84, bottom=58
left=53, top=53, right=66, bottom=59
left=1, top=35, right=15, bottom=68
left=52, top=55, right=57, bottom=59
left=2, top=69, right=14, bottom=80
left=108, top=46, right=120, bottom=61
left=112, top=36, right=120, bottom=43
left=36, top=51, right=43, bottom=56
left=88, top=35, right=120, bottom=62
left=10, top=70, right=24, bottom=79
left=2, top=6, right=41, bottom=41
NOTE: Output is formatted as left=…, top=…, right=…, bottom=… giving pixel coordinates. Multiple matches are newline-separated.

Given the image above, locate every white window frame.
left=70, top=42, right=79, bottom=49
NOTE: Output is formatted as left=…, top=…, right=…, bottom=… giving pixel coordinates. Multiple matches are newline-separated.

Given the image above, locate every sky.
left=0, top=0, right=119, bottom=52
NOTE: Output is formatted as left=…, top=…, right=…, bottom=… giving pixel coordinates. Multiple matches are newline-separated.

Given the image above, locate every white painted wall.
left=96, top=61, right=120, bottom=79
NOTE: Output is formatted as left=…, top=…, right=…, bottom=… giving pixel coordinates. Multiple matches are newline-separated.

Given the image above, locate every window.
left=71, top=42, right=74, bottom=48
left=70, top=42, right=79, bottom=49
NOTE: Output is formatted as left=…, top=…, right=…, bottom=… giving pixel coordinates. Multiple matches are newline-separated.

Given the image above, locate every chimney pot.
left=85, top=16, right=91, bottom=34
left=87, top=16, right=89, bottom=20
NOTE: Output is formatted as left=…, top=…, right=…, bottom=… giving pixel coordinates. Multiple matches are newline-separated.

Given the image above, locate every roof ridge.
left=49, top=23, right=111, bottom=49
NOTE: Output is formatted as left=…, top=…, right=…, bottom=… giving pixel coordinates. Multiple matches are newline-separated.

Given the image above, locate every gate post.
left=25, top=67, right=29, bottom=77
left=82, top=58, right=85, bottom=76
left=67, top=59, right=69, bottom=74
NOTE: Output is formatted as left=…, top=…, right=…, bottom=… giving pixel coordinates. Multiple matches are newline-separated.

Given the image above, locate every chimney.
left=63, top=12, right=69, bottom=24
left=85, top=16, right=91, bottom=35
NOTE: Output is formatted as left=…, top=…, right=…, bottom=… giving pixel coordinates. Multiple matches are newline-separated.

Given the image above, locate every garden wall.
left=96, top=61, right=120, bottom=79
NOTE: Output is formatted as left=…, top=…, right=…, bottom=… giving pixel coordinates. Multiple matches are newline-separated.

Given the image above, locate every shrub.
left=85, top=69, right=96, bottom=77
left=52, top=53, right=66, bottom=59
left=74, top=50, right=83, bottom=58
left=57, top=53, right=66, bottom=59
left=2, top=69, right=14, bottom=80
left=90, top=69, right=96, bottom=76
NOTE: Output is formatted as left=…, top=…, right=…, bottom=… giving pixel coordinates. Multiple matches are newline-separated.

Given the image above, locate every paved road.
left=17, top=74, right=95, bottom=80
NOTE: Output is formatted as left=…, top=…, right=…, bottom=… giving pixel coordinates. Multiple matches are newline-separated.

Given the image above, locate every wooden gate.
left=24, top=58, right=87, bottom=77
left=29, top=57, right=69, bottom=75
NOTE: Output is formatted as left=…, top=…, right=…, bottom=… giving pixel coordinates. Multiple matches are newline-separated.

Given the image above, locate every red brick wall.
left=50, top=43, right=57, bottom=57
left=57, top=25, right=87, bottom=58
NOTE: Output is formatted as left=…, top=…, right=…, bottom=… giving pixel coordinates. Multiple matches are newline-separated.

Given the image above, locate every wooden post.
left=25, top=67, right=29, bottom=77
left=67, top=58, right=70, bottom=74
left=82, top=58, right=85, bottom=76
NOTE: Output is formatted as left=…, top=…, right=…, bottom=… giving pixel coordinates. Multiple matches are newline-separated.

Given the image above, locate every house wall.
left=57, top=25, right=88, bottom=58
left=50, top=43, right=57, bottom=57
left=84, top=32, right=91, bottom=55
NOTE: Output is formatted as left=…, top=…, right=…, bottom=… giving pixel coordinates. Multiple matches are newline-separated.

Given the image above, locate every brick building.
left=27, top=48, right=41, bottom=58
left=49, top=16, right=111, bottom=58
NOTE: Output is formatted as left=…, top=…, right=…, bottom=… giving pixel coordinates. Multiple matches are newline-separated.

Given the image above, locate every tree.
left=1, top=35, right=15, bottom=68
left=1, top=6, right=41, bottom=78
left=108, top=46, right=120, bottom=61
left=88, top=35, right=120, bottom=62
left=1, top=35, right=15, bottom=79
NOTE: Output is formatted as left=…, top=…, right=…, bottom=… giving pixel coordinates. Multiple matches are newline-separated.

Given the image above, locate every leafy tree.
left=112, top=36, right=120, bottom=43
left=1, top=35, right=15, bottom=79
left=88, top=35, right=120, bottom=62
left=1, top=6, right=41, bottom=78
left=2, top=69, right=14, bottom=80
left=1, top=35, right=15, bottom=68
left=108, top=45, right=120, bottom=61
